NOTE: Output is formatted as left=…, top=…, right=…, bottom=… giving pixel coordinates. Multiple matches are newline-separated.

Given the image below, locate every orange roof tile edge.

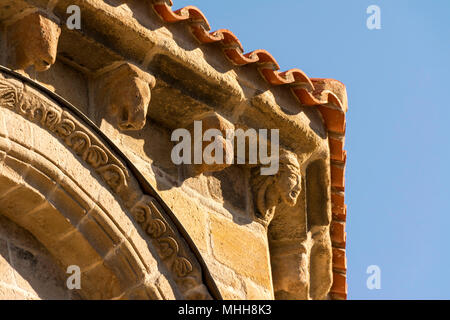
left=151, top=0, right=348, bottom=300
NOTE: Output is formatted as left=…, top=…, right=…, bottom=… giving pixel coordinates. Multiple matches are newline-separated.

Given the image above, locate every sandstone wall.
left=0, top=0, right=347, bottom=300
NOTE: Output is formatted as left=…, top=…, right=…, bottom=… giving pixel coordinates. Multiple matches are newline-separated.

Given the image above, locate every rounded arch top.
left=0, top=66, right=221, bottom=300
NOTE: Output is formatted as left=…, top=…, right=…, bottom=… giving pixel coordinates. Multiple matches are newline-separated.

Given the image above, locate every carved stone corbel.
left=267, top=157, right=333, bottom=300
left=251, top=149, right=302, bottom=224
left=6, top=11, right=61, bottom=72
left=185, top=112, right=235, bottom=175
left=96, top=63, right=156, bottom=131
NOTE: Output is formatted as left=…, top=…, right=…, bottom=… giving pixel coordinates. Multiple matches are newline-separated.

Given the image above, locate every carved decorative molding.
left=131, top=196, right=194, bottom=278
left=0, top=71, right=215, bottom=300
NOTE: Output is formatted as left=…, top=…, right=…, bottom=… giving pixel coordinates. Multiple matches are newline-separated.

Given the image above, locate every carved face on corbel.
left=98, top=63, right=156, bottom=131
left=276, top=154, right=302, bottom=207
left=110, top=77, right=151, bottom=131
left=7, top=12, right=61, bottom=72
left=252, top=151, right=302, bottom=223
left=185, top=113, right=235, bottom=175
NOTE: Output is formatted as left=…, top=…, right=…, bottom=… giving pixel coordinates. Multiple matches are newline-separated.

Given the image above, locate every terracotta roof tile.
left=332, top=203, right=347, bottom=222
left=331, top=163, right=346, bottom=190
left=330, top=271, right=347, bottom=299
left=332, top=247, right=347, bottom=272
left=331, top=221, right=347, bottom=248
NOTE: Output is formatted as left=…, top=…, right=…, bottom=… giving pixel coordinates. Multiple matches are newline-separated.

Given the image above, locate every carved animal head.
left=109, top=77, right=151, bottom=131
left=99, top=63, right=156, bottom=131
left=8, top=12, right=61, bottom=72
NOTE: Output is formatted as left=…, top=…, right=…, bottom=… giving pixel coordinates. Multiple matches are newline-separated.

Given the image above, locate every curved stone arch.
left=268, top=157, right=333, bottom=300
left=0, top=67, right=220, bottom=300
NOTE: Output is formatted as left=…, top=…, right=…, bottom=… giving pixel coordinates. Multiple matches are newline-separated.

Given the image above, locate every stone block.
left=244, top=278, right=273, bottom=300
left=0, top=284, right=37, bottom=300
left=158, top=187, right=208, bottom=253
left=0, top=239, right=15, bottom=286
left=8, top=243, right=69, bottom=299
left=47, top=230, right=102, bottom=271
left=210, top=215, right=272, bottom=290
left=6, top=11, right=61, bottom=72
left=79, top=262, right=124, bottom=300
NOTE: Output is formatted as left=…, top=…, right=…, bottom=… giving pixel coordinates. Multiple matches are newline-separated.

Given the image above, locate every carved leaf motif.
left=96, top=164, right=128, bottom=193
left=173, top=257, right=193, bottom=277
left=146, top=218, right=167, bottom=238
left=44, top=107, right=62, bottom=130
left=18, top=99, right=33, bottom=116
left=55, top=119, right=75, bottom=138
left=0, top=83, right=16, bottom=109
left=84, top=145, right=108, bottom=168
left=66, top=131, right=91, bottom=155
left=131, top=203, right=151, bottom=224
left=31, top=103, right=47, bottom=123
left=158, top=237, right=179, bottom=259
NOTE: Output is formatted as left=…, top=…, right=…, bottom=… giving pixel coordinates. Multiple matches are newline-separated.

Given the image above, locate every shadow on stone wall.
left=0, top=215, right=79, bottom=300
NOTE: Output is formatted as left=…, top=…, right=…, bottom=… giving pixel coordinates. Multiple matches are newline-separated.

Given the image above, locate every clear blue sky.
left=179, top=0, right=450, bottom=299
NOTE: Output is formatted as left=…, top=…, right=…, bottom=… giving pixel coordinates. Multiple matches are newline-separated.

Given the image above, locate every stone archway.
left=0, top=68, right=218, bottom=300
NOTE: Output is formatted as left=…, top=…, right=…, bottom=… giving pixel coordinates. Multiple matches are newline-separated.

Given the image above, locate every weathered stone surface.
left=0, top=239, right=15, bottom=286
left=0, top=72, right=216, bottom=300
left=218, top=285, right=246, bottom=300
left=131, top=163, right=209, bottom=254
left=203, top=256, right=243, bottom=294
left=79, top=262, right=124, bottom=300
left=210, top=215, right=272, bottom=291
left=8, top=243, right=69, bottom=299
left=35, top=60, right=89, bottom=115
left=159, top=188, right=209, bottom=253
left=208, top=166, right=249, bottom=213
left=1, top=108, right=34, bottom=150
left=123, top=282, right=162, bottom=300
left=155, top=274, right=178, bottom=300
left=119, top=120, right=179, bottom=178
left=0, top=284, right=38, bottom=300
left=185, top=112, right=235, bottom=175
left=272, top=251, right=309, bottom=300
left=95, top=63, right=156, bottom=131
left=6, top=11, right=61, bottom=72
left=0, top=215, right=74, bottom=300
left=244, top=278, right=273, bottom=300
